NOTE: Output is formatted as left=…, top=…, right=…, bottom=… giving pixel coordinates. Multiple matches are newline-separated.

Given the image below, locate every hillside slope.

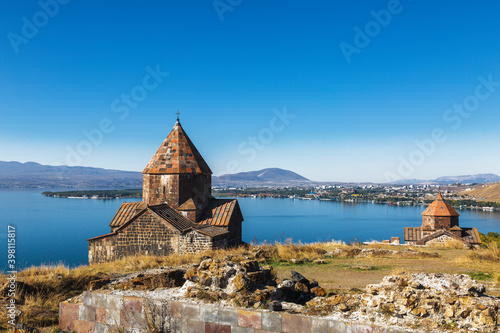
left=213, top=168, right=310, bottom=186
left=460, top=183, right=500, bottom=203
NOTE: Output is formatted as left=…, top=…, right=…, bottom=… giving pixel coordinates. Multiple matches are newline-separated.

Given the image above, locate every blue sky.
left=1, top=1, right=500, bottom=182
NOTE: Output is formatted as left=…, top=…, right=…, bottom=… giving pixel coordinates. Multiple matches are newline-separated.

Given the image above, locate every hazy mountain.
left=0, top=161, right=142, bottom=188
left=393, top=173, right=500, bottom=185
left=213, top=168, right=310, bottom=186
left=0, top=162, right=310, bottom=188
left=434, top=174, right=500, bottom=184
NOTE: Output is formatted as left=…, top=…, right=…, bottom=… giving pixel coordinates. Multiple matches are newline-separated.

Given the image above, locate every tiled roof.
left=404, top=226, right=481, bottom=245
left=422, top=193, right=459, bottom=217
left=109, top=202, right=147, bottom=228
left=149, top=204, right=197, bottom=232
left=416, top=229, right=468, bottom=246
left=404, top=227, right=422, bottom=242
left=179, top=198, right=202, bottom=211
left=198, top=199, right=243, bottom=227
left=193, top=224, right=229, bottom=237
left=87, top=232, right=117, bottom=242
left=461, top=227, right=481, bottom=244
left=143, top=120, right=212, bottom=175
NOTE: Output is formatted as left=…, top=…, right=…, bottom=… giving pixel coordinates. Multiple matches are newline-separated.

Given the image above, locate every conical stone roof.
left=143, top=120, right=212, bottom=175
left=421, top=193, right=459, bottom=217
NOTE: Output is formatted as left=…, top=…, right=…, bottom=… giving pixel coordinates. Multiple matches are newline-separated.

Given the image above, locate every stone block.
left=106, top=309, right=121, bottom=327
left=107, top=294, right=124, bottom=311
left=59, top=302, right=80, bottom=332
left=282, top=313, right=312, bottom=332
left=94, top=322, right=110, bottom=333
left=79, top=305, right=88, bottom=321
left=180, top=318, right=205, bottom=333
left=238, top=310, right=262, bottom=329
left=200, top=304, right=219, bottom=323
left=217, top=307, right=238, bottom=326
left=168, top=300, right=183, bottom=318
left=347, top=324, right=387, bottom=333
left=262, top=311, right=281, bottom=332
left=233, top=327, right=256, bottom=333
left=387, top=328, right=412, bottom=333
left=86, top=306, right=96, bottom=322
left=74, top=320, right=95, bottom=333
left=312, top=318, right=347, bottom=332
left=121, top=296, right=144, bottom=329
left=96, top=308, right=106, bottom=324
left=205, top=322, right=231, bottom=333
left=182, top=302, right=200, bottom=318
left=83, top=292, right=107, bottom=309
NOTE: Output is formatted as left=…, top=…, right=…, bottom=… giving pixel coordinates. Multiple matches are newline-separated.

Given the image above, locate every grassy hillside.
left=460, top=183, right=500, bottom=203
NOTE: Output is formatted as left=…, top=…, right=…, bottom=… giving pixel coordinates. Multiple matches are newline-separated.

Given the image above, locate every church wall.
left=422, top=216, right=458, bottom=230
left=227, top=219, right=242, bottom=246
left=88, top=236, right=117, bottom=265
left=142, top=174, right=179, bottom=206
left=143, top=173, right=212, bottom=210
left=178, top=231, right=213, bottom=254
left=425, top=235, right=468, bottom=248
left=177, top=173, right=212, bottom=210
left=213, top=234, right=229, bottom=249
left=115, top=211, right=179, bottom=258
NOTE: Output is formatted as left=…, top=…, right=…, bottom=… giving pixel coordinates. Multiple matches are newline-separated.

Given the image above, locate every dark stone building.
left=404, top=193, right=481, bottom=248
left=87, top=118, right=244, bottom=264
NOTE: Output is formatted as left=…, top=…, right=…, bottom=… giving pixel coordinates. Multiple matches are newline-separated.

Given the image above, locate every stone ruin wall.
left=60, top=291, right=399, bottom=333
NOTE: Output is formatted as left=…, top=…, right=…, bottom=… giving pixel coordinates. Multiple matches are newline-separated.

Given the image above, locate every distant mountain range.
left=0, top=162, right=310, bottom=188
left=393, top=173, right=500, bottom=185
left=212, top=168, right=310, bottom=187
left=0, top=161, right=142, bottom=188
left=1, top=161, right=498, bottom=188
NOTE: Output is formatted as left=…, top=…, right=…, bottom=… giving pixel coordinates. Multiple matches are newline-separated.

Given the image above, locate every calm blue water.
left=1, top=189, right=500, bottom=271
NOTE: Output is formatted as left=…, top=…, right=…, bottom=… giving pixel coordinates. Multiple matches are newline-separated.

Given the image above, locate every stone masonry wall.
left=425, top=234, right=468, bottom=248
left=115, top=211, right=179, bottom=258
left=422, top=216, right=458, bottom=230
left=88, top=236, right=117, bottom=265
left=60, top=291, right=404, bottom=333
left=178, top=230, right=213, bottom=254
left=89, top=212, right=181, bottom=265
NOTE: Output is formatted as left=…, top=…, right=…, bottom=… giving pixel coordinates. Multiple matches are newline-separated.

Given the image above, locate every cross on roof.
left=176, top=110, right=181, bottom=120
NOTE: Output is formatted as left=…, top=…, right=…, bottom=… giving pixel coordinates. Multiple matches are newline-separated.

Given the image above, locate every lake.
left=1, top=188, right=500, bottom=271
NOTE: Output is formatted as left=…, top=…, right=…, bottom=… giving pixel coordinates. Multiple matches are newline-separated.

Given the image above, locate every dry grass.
left=459, top=242, right=500, bottom=263
left=2, top=242, right=500, bottom=331
left=428, top=239, right=468, bottom=249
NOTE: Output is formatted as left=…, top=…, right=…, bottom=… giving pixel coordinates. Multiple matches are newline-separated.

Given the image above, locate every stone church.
left=87, top=118, right=244, bottom=264
left=404, top=193, right=481, bottom=248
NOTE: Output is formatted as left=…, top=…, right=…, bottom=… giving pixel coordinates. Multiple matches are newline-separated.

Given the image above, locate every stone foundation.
left=60, top=291, right=406, bottom=333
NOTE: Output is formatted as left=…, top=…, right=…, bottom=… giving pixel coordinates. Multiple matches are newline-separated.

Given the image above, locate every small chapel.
left=404, top=193, right=481, bottom=248
left=87, top=117, right=244, bottom=264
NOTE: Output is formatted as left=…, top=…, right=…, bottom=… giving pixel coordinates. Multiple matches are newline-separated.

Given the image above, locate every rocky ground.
left=91, top=255, right=500, bottom=332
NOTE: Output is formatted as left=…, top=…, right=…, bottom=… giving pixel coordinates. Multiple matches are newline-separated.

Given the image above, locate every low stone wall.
left=60, top=291, right=408, bottom=333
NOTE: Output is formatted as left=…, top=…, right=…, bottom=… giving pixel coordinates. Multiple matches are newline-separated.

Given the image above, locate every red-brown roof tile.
left=421, top=193, right=459, bottom=217
left=143, top=120, right=212, bottom=175
left=198, top=199, right=243, bottom=227
left=109, top=202, right=147, bottom=228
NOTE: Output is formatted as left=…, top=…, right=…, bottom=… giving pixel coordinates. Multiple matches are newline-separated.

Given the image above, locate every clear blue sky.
left=1, top=1, right=500, bottom=182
